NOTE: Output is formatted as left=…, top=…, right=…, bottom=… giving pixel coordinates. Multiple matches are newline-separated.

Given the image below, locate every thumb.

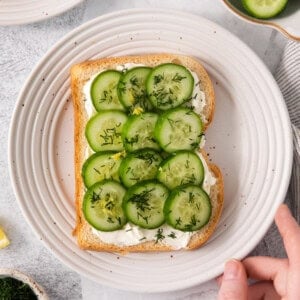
left=218, top=259, right=248, bottom=300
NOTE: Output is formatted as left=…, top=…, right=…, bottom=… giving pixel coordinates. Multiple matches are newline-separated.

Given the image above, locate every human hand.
left=217, top=204, right=300, bottom=300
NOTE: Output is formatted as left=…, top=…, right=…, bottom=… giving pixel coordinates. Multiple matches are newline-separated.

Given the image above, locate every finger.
left=248, top=281, right=280, bottom=300
left=242, top=256, right=287, bottom=281
left=215, top=275, right=222, bottom=286
left=218, top=259, right=247, bottom=300
left=275, top=204, right=300, bottom=266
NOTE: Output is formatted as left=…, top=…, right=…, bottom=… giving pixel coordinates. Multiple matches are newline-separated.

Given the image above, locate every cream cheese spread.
left=83, top=63, right=216, bottom=249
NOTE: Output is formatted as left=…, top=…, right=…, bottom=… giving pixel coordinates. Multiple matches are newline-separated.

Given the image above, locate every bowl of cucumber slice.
left=221, top=0, right=300, bottom=41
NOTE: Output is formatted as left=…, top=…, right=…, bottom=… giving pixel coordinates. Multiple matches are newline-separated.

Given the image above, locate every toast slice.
left=71, top=54, right=222, bottom=253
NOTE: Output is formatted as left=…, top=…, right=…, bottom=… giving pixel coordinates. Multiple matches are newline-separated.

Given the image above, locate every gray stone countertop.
left=0, top=0, right=288, bottom=299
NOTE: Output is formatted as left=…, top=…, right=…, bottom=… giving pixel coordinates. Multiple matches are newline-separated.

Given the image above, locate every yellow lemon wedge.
left=0, top=226, right=10, bottom=249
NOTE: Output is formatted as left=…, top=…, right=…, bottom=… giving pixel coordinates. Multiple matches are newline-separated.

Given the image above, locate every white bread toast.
left=71, top=54, right=223, bottom=253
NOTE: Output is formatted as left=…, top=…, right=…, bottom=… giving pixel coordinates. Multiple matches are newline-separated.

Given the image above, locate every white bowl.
left=0, top=269, right=48, bottom=299
left=221, top=0, right=300, bottom=41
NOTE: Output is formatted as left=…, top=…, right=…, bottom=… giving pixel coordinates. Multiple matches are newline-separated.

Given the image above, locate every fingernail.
left=223, top=259, right=239, bottom=280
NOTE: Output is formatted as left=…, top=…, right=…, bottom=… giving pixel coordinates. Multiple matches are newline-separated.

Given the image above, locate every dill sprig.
left=100, top=123, right=122, bottom=146
left=155, top=228, right=165, bottom=243
left=127, top=188, right=155, bottom=212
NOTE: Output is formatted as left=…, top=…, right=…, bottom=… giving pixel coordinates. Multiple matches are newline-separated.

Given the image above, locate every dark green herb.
left=155, top=228, right=165, bottom=243
left=100, top=89, right=114, bottom=104
left=175, top=217, right=182, bottom=227
left=168, top=232, right=177, bottom=239
left=172, top=73, right=186, bottom=82
left=91, top=190, right=101, bottom=203
left=100, top=123, right=122, bottom=146
left=93, top=167, right=101, bottom=175
left=137, top=212, right=149, bottom=224
left=184, top=215, right=198, bottom=231
left=188, top=192, right=195, bottom=204
left=124, top=135, right=139, bottom=146
left=153, top=74, right=164, bottom=85
left=0, top=277, right=37, bottom=300
left=107, top=217, right=115, bottom=224
left=136, top=152, right=157, bottom=166
left=105, top=200, right=115, bottom=210
left=129, top=76, right=139, bottom=87
left=127, top=188, right=155, bottom=212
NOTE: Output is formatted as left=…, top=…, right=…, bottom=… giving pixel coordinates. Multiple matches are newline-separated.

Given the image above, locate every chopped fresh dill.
left=172, top=73, right=186, bottom=82
left=153, top=74, right=164, bottom=85
left=105, top=200, right=115, bottom=210
left=117, top=217, right=122, bottom=225
left=175, top=217, right=182, bottom=227
left=93, top=167, right=101, bottom=175
left=129, top=76, right=139, bottom=87
left=168, top=232, right=177, bottom=239
left=124, top=135, right=139, bottom=146
left=128, top=188, right=155, bottom=212
left=136, top=152, right=157, bottom=166
left=185, top=159, right=190, bottom=169
left=90, top=190, right=101, bottom=203
left=188, top=192, right=195, bottom=204
left=155, top=228, right=165, bottom=243
left=100, top=123, right=122, bottom=146
left=184, top=215, right=198, bottom=231
left=100, top=89, right=114, bottom=104
left=107, top=217, right=115, bottom=224
left=137, top=212, right=149, bottom=224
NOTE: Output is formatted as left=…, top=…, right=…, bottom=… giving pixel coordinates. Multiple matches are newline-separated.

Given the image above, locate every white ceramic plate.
left=9, top=9, right=292, bottom=293
left=0, top=0, right=83, bottom=26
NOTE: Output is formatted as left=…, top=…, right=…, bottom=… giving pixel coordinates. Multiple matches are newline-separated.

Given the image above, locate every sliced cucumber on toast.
left=147, top=63, right=194, bottom=110
left=155, top=107, right=203, bottom=152
left=83, top=180, right=127, bottom=231
left=164, top=185, right=211, bottom=231
left=82, top=152, right=122, bottom=188
left=91, top=70, right=125, bottom=111
left=122, top=112, right=160, bottom=152
left=85, top=110, right=127, bottom=152
left=157, top=151, right=204, bottom=189
left=123, top=181, right=169, bottom=229
left=119, top=149, right=162, bottom=187
left=118, top=67, right=153, bottom=111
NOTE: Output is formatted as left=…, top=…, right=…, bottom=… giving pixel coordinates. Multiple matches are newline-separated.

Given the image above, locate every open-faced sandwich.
left=71, top=54, right=224, bottom=253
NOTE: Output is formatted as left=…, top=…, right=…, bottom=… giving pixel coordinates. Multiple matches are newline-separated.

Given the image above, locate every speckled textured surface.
left=0, top=0, right=290, bottom=299
left=0, top=2, right=87, bottom=299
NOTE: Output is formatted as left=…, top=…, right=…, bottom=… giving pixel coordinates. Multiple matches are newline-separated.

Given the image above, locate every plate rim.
left=8, top=8, right=293, bottom=292
left=0, top=0, right=84, bottom=26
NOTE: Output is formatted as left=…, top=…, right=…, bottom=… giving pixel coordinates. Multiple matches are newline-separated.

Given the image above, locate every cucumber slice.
left=91, top=70, right=125, bottom=111
left=146, top=63, right=194, bottom=110
left=117, top=67, right=153, bottom=111
left=82, top=152, right=122, bottom=188
left=122, top=112, right=160, bottom=152
left=157, top=150, right=204, bottom=189
left=119, top=150, right=162, bottom=187
left=85, top=110, right=127, bottom=152
left=164, top=185, right=211, bottom=231
left=242, top=0, right=288, bottom=19
left=155, top=107, right=203, bottom=152
left=83, top=180, right=127, bottom=231
left=123, top=181, right=169, bottom=229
